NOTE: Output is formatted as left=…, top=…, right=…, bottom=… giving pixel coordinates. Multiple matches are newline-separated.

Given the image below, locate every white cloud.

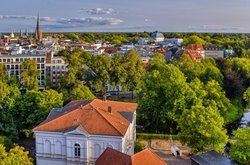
left=86, top=8, right=115, bottom=15
left=0, top=15, right=123, bottom=27
left=56, top=17, right=123, bottom=25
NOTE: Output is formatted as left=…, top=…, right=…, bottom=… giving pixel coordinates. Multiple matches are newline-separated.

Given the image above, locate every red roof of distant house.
left=95, top=147, right=131, bottom=165
left=95, top=148, right=167, bottom=165
left=132, top=148, right=167, bottom=165
left=33, top=99, right=137, bottom=136
left=184, top=44, right=204, bottom=61
left=186, top=44, right=204, bottom=51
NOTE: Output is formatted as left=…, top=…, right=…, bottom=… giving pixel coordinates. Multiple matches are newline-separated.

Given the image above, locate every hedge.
left=136, top=133, right=179, bottom=140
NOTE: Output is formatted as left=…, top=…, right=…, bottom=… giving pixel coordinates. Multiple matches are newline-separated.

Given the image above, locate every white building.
left=203, top=44, right=224, bottom=59
left=33, top=99, right=137, bottom=165
left=0, top=53, right=46, bottom=87
left=151, top=31, right=165, bottom=42
left=164, top=38, right=183, bottom=46
left=138, top=38, right=151, bottom=45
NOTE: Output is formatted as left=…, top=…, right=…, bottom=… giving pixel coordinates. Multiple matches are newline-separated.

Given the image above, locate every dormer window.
left=74, top=143, right=81, bottom=157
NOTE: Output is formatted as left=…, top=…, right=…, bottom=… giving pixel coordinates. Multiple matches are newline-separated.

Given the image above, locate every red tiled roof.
left=132, top=149, right=167, bottom=165
left=95, top=148, right=167, bottom=165
left=33, top=99, right=137, bottom=136
left=184, top=44, right=205, bottom=61
left=95, top=147, right=131, bottom=165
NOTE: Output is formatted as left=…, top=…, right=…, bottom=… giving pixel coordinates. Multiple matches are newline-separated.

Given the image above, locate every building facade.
left=0, top=52, right=67, bottom=88
left=203, top=44, right=224, bottom=59
left=0, top=54, right=46, bottom=87
left=33, top=99, right=137, bottom=165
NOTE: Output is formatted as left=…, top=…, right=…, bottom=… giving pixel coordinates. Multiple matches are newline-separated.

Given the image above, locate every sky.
left=0, top=0, right=250, bottom=33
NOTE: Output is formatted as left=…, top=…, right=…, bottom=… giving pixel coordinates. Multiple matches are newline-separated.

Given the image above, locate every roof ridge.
left=95, top=108, right=124, bottom=136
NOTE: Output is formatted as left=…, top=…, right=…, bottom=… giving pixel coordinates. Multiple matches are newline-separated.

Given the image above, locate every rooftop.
left=95, top=147, right=167, bottom=165
left=33, top=99, right=137, bottom=136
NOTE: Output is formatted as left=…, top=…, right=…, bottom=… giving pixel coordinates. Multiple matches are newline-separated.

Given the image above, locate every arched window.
left=44, top=140, right=51, bottom=154
left=55, top=141, right=62, bottom=155
left=74, top=143, right=81, bottom=157
left=94, top=144, right=101, bottom=157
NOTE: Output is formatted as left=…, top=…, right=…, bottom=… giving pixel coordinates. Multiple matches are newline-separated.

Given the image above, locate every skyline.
left=0, top=0, right=250, bottom=33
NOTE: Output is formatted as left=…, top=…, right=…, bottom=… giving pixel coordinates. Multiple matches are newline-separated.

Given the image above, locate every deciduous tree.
left=230, top=127, right=250, bottom=164
left=178, top=104, right=228, bottom=153
left=20, top=59, right=41, bottom=90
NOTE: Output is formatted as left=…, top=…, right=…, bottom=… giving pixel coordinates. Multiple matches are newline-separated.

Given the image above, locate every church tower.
left=35, top=14, right=42, bottom=41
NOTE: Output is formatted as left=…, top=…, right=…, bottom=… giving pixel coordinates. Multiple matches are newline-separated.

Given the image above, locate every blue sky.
left=0, top=0, right=250, bottom=32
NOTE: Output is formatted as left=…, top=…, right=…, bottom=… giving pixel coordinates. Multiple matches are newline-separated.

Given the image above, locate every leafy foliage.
left=178, top=104, right=228, bottom=153
left=0, top=144, right=33, bottom=165
left=230, top=127, right=250, bottom=164
left=138, top=55, right=193, bottom=133
left=20, top=59, right=41, bottom=90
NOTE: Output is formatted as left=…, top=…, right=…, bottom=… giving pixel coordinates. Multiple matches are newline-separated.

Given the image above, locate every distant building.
left=184, top=44, right=205, bottom=62
left=96, top=147, right=167, bottom=165
left=191, top=150, right=238, bottom=165
left=35, top=14, right=43, bottom=41
left=164, top=38, right=183, bottom=46
left=151, top=31, right=165, bottom=42
left=0, top=52, right=67, bottom=89
left=0, top=53, right=46, bottom=87
left=45, top=52, right=68, bottom=86
left=138, top=37, right=151, bottom=45
left=33, top=99, right=137, bottom=165
left=203, top=44, right=224, bottom=59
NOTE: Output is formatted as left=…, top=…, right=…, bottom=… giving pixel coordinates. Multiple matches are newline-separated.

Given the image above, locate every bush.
left=136, top=133, right=179, bottom=140
left=0, top=136, right=13, bottom=150
left=19, top=129, right=35, bottom=138
left=134, top=139, right=145, bottom=153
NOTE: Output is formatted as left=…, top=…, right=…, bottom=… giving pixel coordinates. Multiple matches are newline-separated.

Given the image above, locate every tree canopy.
left=0, top=144, right=33, bottom=165
left=230, top=127, right=250, bottom=164
left=178, top=104, right=228, bottom=153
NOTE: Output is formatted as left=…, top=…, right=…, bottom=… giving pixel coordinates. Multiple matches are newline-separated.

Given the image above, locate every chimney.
left=103, top=95, right=107, bottom=102
left=108, top=106, right=112, bottom=113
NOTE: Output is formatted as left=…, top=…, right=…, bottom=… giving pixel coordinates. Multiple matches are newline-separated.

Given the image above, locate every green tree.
left=138, top=61, right=193, bottom=133
left=124, top=50, right=144, bottom=98
left=110, top=53, right=127, bottom=96
left=0, top=83, right=20, bottom=139
left=189, top=79, right=232, bottom=123
left=0, top=81, right=9, bottom=109
left=230, top=127, right=250, bottom=164
left=69, top=81, right=96, bottom=100
left=20, top=59, right=41, bottom=90
left=0, top=64, right=8, bottom=83
left=0, top=144, right=33, bottom=165
left=88, top=53, right=111, bottom=94
left=216, top=58, right=244, bottom=99
left=243, top=87, right=250, bottom=108
left=178, top=104, right=228, bottom=153
left=183, top=35, right=206, bottom=46
left=14, top=89, right=63, bottom=130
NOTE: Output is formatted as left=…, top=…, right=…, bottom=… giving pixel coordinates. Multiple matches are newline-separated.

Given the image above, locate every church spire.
left=35, top=13, right=42, bottom=41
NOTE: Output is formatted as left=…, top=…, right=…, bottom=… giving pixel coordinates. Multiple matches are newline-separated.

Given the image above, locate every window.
left=44, top=140, right=51, bottom=154
left=74, top=143, right=80, bottom=157
left=94, top=144, right=101, bottom=157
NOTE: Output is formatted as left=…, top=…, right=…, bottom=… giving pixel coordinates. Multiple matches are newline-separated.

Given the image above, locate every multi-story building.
left=0, top=52, right=67, bottom=88
left=33, top=99, right=137, bottom=165
left=203, top=44, right=224, bottom=59
left=45, top=52, right=68, bottom=86
left=0, top=53, right=46, bottom=87
left=184, top=44, right=205, bottom=62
